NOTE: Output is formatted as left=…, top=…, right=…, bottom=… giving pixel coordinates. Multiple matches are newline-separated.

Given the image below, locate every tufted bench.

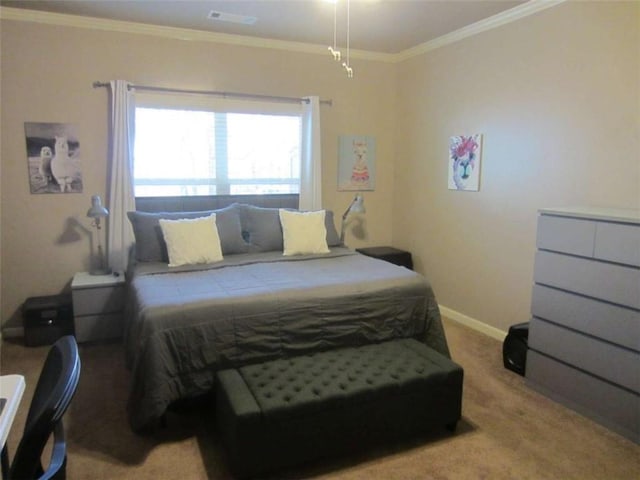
left=216, top=338, right=463, bottom=478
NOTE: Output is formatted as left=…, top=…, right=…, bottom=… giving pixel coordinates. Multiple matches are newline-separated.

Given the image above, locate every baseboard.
left=439, top=305, right=507, bottom=342
left=2, top=326, right=24, bottom=339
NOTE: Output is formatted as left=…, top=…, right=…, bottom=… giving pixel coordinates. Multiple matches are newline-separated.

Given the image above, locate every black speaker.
left=23, top=294, right=74, bottom=347
left=503, top=322, right=529, bottom=376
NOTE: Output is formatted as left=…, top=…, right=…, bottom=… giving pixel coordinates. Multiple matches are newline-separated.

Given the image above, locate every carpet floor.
left=1, top=318, right=638, bottom=479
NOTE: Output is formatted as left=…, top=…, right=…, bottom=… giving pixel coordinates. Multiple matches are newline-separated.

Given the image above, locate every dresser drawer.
left=536, top=215, right=596, bottom=256
left=534, top=251, right=640, bottom=309
left=526, top=351, right=639, bottom=443
left=529, top=318, right=639, bottom=393
left=594, top=221, right=640, bottom=267
left=74, top=312, right=123, bottom=343
left=72, top=285, right=125, bottom=316
left=531, top=285, right=640, bottom=351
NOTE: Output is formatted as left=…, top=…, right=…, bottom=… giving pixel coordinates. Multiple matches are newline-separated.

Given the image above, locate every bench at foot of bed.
left=215, top=338, right=464, bottom=479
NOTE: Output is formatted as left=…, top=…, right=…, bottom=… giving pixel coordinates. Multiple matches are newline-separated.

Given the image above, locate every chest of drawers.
left=71, top=272, right=125, bottom=343
left=526, top=207, right=639, bottom=444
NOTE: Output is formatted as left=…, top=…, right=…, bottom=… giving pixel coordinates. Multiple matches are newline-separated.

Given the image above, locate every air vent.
left=207, top=10, right=257, bottom=25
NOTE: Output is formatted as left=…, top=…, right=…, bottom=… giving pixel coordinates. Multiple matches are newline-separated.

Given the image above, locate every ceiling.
left=0, top=0, right=528, bottom=54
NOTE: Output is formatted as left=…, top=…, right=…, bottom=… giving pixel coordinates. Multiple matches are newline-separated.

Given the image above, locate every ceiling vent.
left=207, top=10, right=257, bottom=25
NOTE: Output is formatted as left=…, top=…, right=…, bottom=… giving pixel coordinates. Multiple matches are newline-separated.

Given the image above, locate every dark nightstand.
left=356, top=246, right=413, bottom=270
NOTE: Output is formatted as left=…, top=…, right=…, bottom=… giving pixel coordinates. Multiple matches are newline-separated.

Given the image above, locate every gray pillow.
left=324, top=210, right=340, bottom=247
left=237, top=205, right=283, bottom=253
left=237, top=204, right=341, bottom=252
left=127, top=204, right=248, bottom=262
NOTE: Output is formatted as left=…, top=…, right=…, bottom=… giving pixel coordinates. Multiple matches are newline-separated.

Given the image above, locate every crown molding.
left=1, top=1, right=565, bottom=63
left=395, top=0, right=566, bottom=62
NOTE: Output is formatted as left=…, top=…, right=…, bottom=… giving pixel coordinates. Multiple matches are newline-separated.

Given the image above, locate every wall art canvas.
left=448, top=134, right=483, bottom=191
left=25, top=122, right=83, bottom=194
left=338, top=135, right=376, bottom=191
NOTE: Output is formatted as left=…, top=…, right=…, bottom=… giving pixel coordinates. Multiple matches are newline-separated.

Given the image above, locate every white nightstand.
left=71, top=272, right=125, bottom=343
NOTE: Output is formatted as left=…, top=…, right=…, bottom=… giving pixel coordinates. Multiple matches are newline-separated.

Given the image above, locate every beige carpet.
left=1, top=318, right=638, bottom=479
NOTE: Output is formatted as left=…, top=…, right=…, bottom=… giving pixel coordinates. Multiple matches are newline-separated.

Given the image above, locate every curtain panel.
left=299, top=96, right=322, bottom=211
left=107, top=80, right=136, bottom=272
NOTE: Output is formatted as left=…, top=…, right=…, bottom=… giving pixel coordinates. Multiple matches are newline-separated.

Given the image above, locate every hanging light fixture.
left=327, top=0, right=353, bottom=78
left=342, top=0, right=353, bottom=78
left=327, top=0, right=341, bottom=61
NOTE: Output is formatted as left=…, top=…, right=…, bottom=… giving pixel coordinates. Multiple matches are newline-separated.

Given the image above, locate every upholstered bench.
left=216, top=338, right=464, bottom=478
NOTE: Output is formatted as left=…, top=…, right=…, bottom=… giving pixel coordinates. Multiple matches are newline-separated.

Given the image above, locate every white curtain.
left=299, top=96, right=322, bottom=210
left=107, top=80, right=136, bottom=272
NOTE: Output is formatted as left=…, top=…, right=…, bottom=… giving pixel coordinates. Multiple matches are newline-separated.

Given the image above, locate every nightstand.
left=356, top=246, right=413, bottom=270
left=71, top=272, right=125, bottom=343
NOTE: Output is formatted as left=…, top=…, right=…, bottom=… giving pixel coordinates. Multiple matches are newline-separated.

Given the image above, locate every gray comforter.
left=124, top=248, right=449, bottom=431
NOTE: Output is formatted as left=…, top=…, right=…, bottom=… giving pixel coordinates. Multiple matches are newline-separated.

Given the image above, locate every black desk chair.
left=3, top=335, right=81, bottom=480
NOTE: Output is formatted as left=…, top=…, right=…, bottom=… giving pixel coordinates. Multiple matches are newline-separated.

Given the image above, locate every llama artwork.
left=350, top=140, right=370, bottom=186
left=51, top=135, right=81, bottom=192
left=338, top=135, right=376, bottom=191
left=24, top=122, right=83, bottom=194
left=448, top=134, right=483, bottom=191
left=38, top=146, right=53, bottom=182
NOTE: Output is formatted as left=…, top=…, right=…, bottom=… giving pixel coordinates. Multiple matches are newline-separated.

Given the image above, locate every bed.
left=124, top=202, right=449, bottom=431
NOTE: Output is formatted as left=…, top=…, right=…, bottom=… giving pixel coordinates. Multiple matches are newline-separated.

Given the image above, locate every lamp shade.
left=349, top=193, right=365, bottom=214
left=340, top=193, right=366, bottom=244
left=87, top=195, right=109, bottom=218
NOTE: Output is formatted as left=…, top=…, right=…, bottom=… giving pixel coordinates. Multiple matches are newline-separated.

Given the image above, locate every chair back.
left=9, top=335, right=81, bottom=480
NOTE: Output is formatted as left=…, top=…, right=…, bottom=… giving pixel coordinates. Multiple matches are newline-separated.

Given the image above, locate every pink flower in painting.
left=450, top=135, right=480, bottom=190
left=452, top=136, right=478, bottom=162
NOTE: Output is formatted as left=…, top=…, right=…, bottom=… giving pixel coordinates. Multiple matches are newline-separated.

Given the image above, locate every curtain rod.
left=92, top=81, right=332, bottom=106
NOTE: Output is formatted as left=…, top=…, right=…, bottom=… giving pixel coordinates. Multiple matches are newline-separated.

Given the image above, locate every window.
left=133, top=94, right=303, bottom=197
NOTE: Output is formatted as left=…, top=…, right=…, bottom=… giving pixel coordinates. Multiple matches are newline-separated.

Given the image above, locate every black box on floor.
left=503, top=322, right=529, bottom=376
left=23, top=294, right=74, bottom=347
left=356, top=246, right=414, bottom=270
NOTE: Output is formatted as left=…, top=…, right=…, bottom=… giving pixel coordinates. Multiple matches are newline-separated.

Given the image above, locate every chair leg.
left=1, top=444, right=9, bottom=479
left=51, top=456, right=66, bottom=480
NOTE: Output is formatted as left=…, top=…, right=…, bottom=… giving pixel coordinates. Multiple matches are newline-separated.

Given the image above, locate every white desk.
left=0, top=375, right=25, bottom=477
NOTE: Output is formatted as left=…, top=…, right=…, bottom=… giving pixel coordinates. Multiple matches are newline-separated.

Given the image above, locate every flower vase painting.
left=448, top=134, right=483, bottom=191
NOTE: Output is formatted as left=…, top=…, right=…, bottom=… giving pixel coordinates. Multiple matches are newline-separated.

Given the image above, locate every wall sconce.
left=86, top=195, right=111, bottom=275
left=340, top=193, right=365, bottom=244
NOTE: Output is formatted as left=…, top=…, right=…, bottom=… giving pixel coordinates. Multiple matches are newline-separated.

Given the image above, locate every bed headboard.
left=135, top=194, right=299, bottom=212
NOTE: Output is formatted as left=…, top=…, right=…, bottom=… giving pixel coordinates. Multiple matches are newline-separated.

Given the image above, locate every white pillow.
left=279, top=209, right=330, bottom=256
left=159, top=214, right=223, bottom=267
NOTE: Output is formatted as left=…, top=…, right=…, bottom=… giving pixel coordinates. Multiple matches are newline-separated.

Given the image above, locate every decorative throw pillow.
left=279, top=209, right=330, bottom=256
left=236, top=204, right=341, bottom=252
left=324, top=210, right=341, bottom=247
left=237, top=205, right=284, bottom=252
left=127, top=204, right=248, bottom=262
left=159, top=214, right=223, bottom=267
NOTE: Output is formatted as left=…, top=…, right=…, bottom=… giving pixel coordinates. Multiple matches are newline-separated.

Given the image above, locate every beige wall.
left=394, top=1, right=640, bottom=332
left=0, top=20, right=396, bottom=329
left=2, top=1, right=638, bottom=336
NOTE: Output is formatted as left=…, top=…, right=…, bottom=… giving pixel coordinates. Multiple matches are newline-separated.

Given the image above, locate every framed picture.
left=24, top=122, right=83, bottom=194
left=448, top=134, right=483, bottom=191
left=338, top=135, right=376, bottom=191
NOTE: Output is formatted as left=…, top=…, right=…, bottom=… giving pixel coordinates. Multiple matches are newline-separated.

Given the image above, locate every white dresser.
left=526, top=207, right=640, bottom=443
